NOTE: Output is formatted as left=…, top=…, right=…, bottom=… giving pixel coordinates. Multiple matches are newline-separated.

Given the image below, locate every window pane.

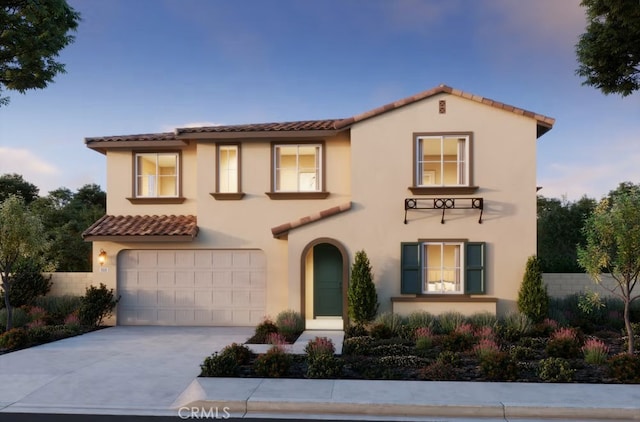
left=219, top=146, right=238, bottom=193
left=274, top=144, right=321, bottom=192
left=419, top=138, right=441, bottom=186
left=417, top=136, right=467, bottom=186
left=423, top=243, right=462, bottom=293
left=135, top=153, right=178, bottom=197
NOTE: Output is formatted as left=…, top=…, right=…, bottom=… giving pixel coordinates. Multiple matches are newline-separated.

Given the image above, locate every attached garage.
left=117, top=249, right=266, bottom=326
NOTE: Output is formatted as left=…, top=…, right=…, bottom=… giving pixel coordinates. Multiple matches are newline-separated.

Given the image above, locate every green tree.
left=0, top=196, right=49, bottom=330
left=347, top=250, right=378, bottom=326
left=0, top=173, right=39, bottom=204
left=578, top=188, right=640, bottom=354
left=575, top=0, right=640, bottom=96
left=517, top=256, right=549, bottom=323
left=537, top=195, right=596, bottom=272
left=31, top=183, right=106, bottom=271
left=0, top=0, right=80, bottom=106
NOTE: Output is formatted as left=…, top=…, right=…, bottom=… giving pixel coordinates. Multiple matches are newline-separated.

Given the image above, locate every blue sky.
left=1, top=0, right=639, bottom=200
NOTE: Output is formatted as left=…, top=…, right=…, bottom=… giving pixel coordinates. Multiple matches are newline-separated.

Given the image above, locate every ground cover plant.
left=0, top=284, right=119, bottom=354
left=202, top=303, right=640, bottom=384
left=246, top=310, right=304, bottom=344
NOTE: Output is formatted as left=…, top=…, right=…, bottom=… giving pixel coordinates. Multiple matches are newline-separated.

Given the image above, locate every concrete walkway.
left=0, top=327, right=638, bottom=420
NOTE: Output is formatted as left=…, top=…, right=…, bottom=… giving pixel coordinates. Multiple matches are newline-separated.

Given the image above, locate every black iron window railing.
left=404, top=197, right=484, bottom=224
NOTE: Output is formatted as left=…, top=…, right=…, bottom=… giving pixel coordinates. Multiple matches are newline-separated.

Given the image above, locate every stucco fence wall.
left=543, top=273, right=621, bottom=299
left=45, top=272, right=619, bottom=300
left=45, top=272, right=94, bottom=297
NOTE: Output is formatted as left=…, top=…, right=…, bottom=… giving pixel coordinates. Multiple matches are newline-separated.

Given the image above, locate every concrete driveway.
left=0, top=326, right=253, bottom=415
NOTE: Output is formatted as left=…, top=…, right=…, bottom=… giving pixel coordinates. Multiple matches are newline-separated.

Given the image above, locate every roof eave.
left=85, top=140, right=189, bottom=150
left=175, top=129, right=343, bottom=140
left=83, top=234, right=197, bottom=242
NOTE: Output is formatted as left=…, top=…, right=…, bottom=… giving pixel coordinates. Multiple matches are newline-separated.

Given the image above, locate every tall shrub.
left=517, top=256, right=549, bottom=323
left=347, top=250, right=378, bottom=326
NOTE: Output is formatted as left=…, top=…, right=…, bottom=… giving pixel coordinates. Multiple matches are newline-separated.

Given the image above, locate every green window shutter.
left=401, top=242, right=421, bottom=294
left=465, top=242, right=486, bottom=294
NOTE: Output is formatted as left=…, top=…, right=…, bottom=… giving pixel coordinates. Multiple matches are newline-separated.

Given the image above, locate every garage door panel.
left=138, top=251, right=159, bottom=267
left=194, top=271, right=213, bottom=287
left=194, top=251, right=213, bottom=267
left=118, top=249, right=266, bottom=326
left=212, top=272, right=231, bottom=286
left=157, top=271, right=175, bottom=286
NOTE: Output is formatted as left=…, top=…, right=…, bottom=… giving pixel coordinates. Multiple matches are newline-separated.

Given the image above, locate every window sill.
left=265, top=191, right=330, bottom=200
left=210, top=192, right=245, bottom=200
left=408, top=186, right=479, bottom=195
left=126, top=197, right=186, bottom=204
left=391, top=295, right=495, bottom=303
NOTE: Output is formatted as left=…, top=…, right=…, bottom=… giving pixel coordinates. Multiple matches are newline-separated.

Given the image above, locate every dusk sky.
left=1, top=0, right=639, bottom=200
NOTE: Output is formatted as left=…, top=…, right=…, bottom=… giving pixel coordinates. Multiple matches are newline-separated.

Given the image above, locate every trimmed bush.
left=250, top=318, right=279, bottom=344
left=479, top=351, right=518, bottom=381
left=254, top=346, right=291, bottom=377
left=200, top=352, right=238, bottom=377
left=221, top=343, right=252, bottom=365
left=608, top=353, right=640, bottom=383
left=0, top=327, right=28, bottom=350
left=79, top=283, right=119, bottom=327
left=306, top=354, right=343, bottom=379
left=546, top=327, right=581, bottom=359
left=304, top=337, right=335, bottom=360
left=538, top=357, right=574, bottom=382
left=347, top=250, right=378, bottom=326
left=342, top=336, right=375, bottom=355
left=517, top=256, right=549, bottom=323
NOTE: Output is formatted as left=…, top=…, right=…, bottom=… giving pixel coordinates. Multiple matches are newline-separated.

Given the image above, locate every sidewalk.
left=174, top=378, right=640, bottom=421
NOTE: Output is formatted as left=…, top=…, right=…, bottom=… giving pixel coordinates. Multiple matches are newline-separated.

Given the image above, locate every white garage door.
left=117, top=249, right=266, bottom=326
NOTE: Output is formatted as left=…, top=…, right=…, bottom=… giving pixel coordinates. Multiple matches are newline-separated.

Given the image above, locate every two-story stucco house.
left=82, top=84, right=554, bottom=329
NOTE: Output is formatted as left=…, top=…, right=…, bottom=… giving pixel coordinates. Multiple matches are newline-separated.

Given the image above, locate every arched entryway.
left=300, top=238, right=348, bottom=329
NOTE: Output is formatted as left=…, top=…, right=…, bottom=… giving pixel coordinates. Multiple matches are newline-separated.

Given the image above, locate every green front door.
left=313, top=243, right=343, bottom=317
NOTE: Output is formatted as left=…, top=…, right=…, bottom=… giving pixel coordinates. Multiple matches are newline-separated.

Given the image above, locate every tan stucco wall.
left=285, top=93, right=538, bottom=317
left=95, top=132, right=351, bottom=319
left=91, top=92, right=542, bottom=323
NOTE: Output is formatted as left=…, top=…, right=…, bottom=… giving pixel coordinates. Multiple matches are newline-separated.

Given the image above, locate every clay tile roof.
left=175, top=119, right=342, bottom=134
left=334, top=84, right=555, bottom=136
left=85, top=132, right=177, bottom=143
left=82, top=215, right=198, bottom=240
left=271, top=202, right=352, bottom=239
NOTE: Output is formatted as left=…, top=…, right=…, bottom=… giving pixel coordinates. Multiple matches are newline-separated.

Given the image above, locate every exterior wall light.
left=98, top=249, right=107, bottom=266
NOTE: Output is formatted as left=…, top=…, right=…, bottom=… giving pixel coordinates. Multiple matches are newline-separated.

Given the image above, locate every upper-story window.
left=416, top=135, right=469, bottom=187
left=217, top=145, right=239, bottom=193
left=274, top=144, right=321, bottom=192
left=135, top=152, right=179, bottom=197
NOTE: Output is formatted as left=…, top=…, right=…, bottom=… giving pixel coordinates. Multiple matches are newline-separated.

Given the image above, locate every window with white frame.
left=135, top=153, right=179, bottom=197
left=217, top=145, right=239, bottom=193
left=416, top=135, right=469, bottom=187
left=423, top=242, right=463, bottom=293
left=274, top=144, right=321, bottom=192
left=400, top=241, right=485, bottom=295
